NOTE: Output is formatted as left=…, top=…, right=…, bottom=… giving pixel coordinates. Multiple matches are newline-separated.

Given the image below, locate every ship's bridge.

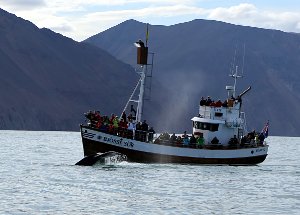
left=199, top=101, right=240, bottom=121
left=191, top=101, right=246, bottom=145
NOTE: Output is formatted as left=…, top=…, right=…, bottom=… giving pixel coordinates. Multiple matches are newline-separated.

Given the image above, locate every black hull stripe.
left=81, top=137, right=267, bottom=165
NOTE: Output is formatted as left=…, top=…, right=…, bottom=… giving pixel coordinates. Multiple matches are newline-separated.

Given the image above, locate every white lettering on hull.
left=101, top=136, right=134, bottom=148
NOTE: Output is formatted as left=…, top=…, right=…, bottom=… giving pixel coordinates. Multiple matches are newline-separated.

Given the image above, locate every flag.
left=262, top=121, right=269, bottom=138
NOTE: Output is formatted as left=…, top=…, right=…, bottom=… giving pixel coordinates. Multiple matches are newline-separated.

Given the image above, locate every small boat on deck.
left=79, top=29, right=269, bottom=165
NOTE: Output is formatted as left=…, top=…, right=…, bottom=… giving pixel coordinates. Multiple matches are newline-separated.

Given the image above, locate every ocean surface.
left=0, top=131, right=299, bottom=215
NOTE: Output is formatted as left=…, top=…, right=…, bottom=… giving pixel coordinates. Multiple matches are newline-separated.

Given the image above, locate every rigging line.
left=241, top=43, right=246, bottom=77
left=231, top=44, right=238, bottom=75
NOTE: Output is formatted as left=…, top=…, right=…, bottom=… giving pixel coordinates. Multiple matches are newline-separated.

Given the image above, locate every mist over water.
left=153, top=70, right=207, bottom=133
left=0, top=131, right=299, bottom=214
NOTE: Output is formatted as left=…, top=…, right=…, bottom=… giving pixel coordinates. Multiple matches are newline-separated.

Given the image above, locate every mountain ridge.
left=1, top=6, right=299, bottom=136
left=0, top=8, right=138, bottom=131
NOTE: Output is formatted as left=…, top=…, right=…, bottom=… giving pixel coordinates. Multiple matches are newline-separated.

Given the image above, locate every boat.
left=79, top=29, right=269, bottom=165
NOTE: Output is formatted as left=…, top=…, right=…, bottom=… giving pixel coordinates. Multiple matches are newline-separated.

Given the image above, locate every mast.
left=228, top=44, right=246, bottom=98
left=121, top=24, right=150, bottom=122
left=135, top=23, right=150, bottom=122
left=134, top=24, right=151, bottom=122
left=230, top=65, right=242, bottom=98
left=136, top=66, right=146, bottom=122
left=227, top=54, right=251, bottom=138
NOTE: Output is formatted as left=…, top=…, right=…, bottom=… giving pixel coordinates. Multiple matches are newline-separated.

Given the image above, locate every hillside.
left=85, top=19, right=300, bottom=136
left=0, top=9, right=138, bottom=131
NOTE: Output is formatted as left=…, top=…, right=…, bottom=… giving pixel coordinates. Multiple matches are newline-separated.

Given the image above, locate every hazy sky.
left=1, top=0, right=300, bottom=41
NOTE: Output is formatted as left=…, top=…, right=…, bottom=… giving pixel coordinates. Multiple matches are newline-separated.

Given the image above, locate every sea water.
left=0, top=131, right=299, bottom=215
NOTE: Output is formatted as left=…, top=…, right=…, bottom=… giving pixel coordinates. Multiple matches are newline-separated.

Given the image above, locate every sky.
left=1, top=0, right=300, bottom=41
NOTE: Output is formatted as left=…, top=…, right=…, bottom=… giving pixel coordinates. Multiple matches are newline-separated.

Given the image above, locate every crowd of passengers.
left=84, top=110, right=266, bottom=148
left=200, top=96, right=241, bottom=107
left=84, top=110, right=155, bottom=142
left=154, top=130, right=266, bottom=149
left=154, top=131, right=205, bottom=148
left=240, top=130, right=266, bottom=147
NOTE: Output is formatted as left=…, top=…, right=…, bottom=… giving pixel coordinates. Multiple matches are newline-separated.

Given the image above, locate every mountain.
left=85, top=19, right=300, bottom=136
left=0, top=8, right=138, bottom=131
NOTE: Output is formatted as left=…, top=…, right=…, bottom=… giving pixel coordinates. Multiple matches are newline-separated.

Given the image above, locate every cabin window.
left=210, top=124, right=219, bottom=131
left=193, top=121, right=219, bottom=132
left=215, top=112, right=223, bottom=117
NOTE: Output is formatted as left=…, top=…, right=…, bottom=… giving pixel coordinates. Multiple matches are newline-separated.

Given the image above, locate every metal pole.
left=136, top=65, right=146, bottom=122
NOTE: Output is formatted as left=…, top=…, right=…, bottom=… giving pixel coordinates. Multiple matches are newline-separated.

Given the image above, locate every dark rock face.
left=85, top=19, right=300, bottom=136
left=0, top=9, right=138, bottom=131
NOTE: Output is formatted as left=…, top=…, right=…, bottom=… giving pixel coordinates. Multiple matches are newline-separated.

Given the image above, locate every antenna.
left=227, top=43, right=246, bottom=97
left=229, top=66, right=242, bottom=97
left=230, top=44, right=238, bottom=75
left=241, top=43, right=246, bottom=77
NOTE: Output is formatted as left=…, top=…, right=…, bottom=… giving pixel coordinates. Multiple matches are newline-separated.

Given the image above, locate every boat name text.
left=99, top=135, right=134, bottom=148
left=255, top=148, right=266, bottom=152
